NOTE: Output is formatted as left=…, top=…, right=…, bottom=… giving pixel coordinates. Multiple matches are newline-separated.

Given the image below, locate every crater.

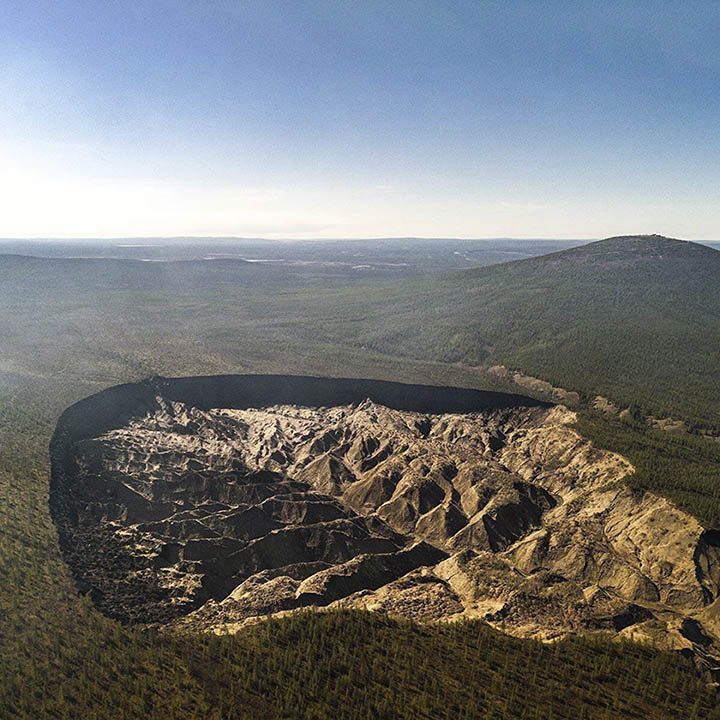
left=50, top=375, right=548, bottom=623
left=49, top=374, right=720, bottom=675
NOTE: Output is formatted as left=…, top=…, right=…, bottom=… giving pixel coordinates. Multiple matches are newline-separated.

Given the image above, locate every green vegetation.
left=575, top=411, right=720, bottom=528
left=348, top=235, right=720, bottom=430
left=3, top=235, right=718, bottom=429
left=4, top=610, right=718, bottom=720
left=2, top=235, right=720, bottom=718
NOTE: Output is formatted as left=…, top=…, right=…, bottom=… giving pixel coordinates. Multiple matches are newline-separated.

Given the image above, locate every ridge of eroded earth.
left=58, top=396, right=720, bottom=674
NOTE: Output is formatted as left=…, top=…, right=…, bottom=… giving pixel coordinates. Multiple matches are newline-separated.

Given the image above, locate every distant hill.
left=2, top=234, right=718, bottom=426
left=357, top=235, right=720, bottom=428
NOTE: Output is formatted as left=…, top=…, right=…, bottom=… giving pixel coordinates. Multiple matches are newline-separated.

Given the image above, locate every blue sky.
left=1, top=1, right=719, bottom=238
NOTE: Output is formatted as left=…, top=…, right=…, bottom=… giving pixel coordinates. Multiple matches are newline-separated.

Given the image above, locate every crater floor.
left=60, top=395, right=720, bottom=674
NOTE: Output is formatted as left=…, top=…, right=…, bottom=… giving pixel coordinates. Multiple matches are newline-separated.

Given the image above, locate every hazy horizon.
left=1, top=235, right=720, bottom=244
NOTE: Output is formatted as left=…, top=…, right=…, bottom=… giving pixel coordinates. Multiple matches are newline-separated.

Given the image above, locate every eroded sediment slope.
left=59, top=396, right=720, bottom=674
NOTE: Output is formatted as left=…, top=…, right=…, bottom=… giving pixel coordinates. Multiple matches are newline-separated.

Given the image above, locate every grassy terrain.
left=1, top=235, right=720, bottom=717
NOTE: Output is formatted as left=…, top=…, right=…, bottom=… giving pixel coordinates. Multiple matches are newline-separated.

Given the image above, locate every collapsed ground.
left=54, top=393, right=720, bottom=678
left=5, top=236, right=720, bottom=718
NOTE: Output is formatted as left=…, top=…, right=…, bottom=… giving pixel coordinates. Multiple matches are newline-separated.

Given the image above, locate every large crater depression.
left=50, top=375, right=720, bottom=673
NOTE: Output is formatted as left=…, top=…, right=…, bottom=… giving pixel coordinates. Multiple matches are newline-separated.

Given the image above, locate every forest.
left=2, top=236, right=720, bottom=717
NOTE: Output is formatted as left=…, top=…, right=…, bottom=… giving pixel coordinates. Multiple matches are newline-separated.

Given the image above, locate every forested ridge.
left=350, top=235, right=720, bottom=430
left=4, top=609, right=719, bottom=720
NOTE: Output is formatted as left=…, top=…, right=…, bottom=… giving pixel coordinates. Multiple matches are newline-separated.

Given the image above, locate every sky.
left=1, top=0, right=719, bottom=239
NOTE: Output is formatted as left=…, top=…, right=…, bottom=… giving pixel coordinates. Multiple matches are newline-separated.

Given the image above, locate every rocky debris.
left=595, top=395, right=690, bottom=436
left=486, top=365, right=581, bottom=406
left=593, top=396, right=619, bottom=415
left=58, top=394, right=720, bottom=675
left=647, top=416, right=689, bottom=434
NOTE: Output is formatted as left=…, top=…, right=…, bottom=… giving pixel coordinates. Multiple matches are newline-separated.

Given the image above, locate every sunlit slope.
left=359, top=236, right=720, bottom=428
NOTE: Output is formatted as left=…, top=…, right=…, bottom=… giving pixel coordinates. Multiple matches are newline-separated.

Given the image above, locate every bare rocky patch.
left=56, top=394, right=720, bottom=676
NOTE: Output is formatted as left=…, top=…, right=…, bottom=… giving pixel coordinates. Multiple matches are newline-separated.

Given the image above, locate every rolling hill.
left=3, top=234, right=717, bottom=429
left=356, top=235, right=720, bottom=429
